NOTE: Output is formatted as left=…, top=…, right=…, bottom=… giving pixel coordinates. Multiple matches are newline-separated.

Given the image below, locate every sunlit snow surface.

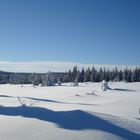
left=0, top=82, right=140, bottom=140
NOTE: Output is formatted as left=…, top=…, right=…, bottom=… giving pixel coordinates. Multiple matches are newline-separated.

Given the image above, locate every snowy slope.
left=0, top=82, right=140, bottom=140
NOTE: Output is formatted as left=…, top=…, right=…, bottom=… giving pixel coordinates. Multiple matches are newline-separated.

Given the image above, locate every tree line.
left=0, top=66, right=140, bottom=84
left=63, top=66, right=140, bottom=82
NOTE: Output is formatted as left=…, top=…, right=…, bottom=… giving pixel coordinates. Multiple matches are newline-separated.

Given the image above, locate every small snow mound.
left=75, top=94, right=81, bottom=97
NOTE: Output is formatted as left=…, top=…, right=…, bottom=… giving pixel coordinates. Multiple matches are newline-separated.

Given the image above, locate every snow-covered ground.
left=0, top=82, right=140, bottom=140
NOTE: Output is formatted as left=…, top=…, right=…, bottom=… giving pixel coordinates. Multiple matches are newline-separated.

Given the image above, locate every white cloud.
left=0, top=61, right=139, bottom=73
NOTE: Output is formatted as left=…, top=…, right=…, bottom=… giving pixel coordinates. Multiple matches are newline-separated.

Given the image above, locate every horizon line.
left=0, top=61, right=139, bottom=73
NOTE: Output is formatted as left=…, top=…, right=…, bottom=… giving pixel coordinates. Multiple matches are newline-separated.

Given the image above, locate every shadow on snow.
left=113, top=88, right=136, bottom=92
left=0, top=95, right=98, bottom=106
left=0, top=105, right=140, bottom=140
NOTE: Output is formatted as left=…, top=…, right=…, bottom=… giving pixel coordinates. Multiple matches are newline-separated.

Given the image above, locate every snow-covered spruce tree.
left=29, top=72, right=39, bottom=86
left=73, top=77, right=79, bottom=86
left=123, top=68, right=129, bottom=82
left=90, top=66, right=96, bottom=82
left=67, top=70, right=72, bottom=82
left=84, top=67, right=91, bottom=82
left=98, top=68, right=104, bottom=82
left=110, top=69, right=115, bottom=81
left=114, top=67, right=119, bottom=82
left=62, top=71, right=70, bottom=82
left=132, top=68, right=137, bottom=82
left=78, top=68, right=85, bottom=82
left=118, top=70, right=123, bottom=81
left=127, top=70, right=132, bottom=82
left=41, top=73, right=47, bottom=86
left=105, top=69, right=110, bottom=82
left=131, top=67, right=140, bottom=82
left=72, top=66, right=78, bottom=82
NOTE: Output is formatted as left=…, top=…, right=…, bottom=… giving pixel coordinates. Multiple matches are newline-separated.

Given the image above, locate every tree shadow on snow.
left=113, top=88, right=136, bottom=92
left=0, top=95, right=98, bottom=106
left=0, top=105, right=140, bottom=140
left=0, top=95, right=63, bottom=104
left=0, top=95, right=12, bottom=98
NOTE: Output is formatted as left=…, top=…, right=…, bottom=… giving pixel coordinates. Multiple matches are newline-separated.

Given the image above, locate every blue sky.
left=0, top=0, right=140, bottom=65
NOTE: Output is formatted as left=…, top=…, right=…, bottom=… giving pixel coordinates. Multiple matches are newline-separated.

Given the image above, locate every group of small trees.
left=42, top=72, right=55, bottom=86
left=30, top=72, right=57, bottom=87
left=64, top=66, right=140, bottom=83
